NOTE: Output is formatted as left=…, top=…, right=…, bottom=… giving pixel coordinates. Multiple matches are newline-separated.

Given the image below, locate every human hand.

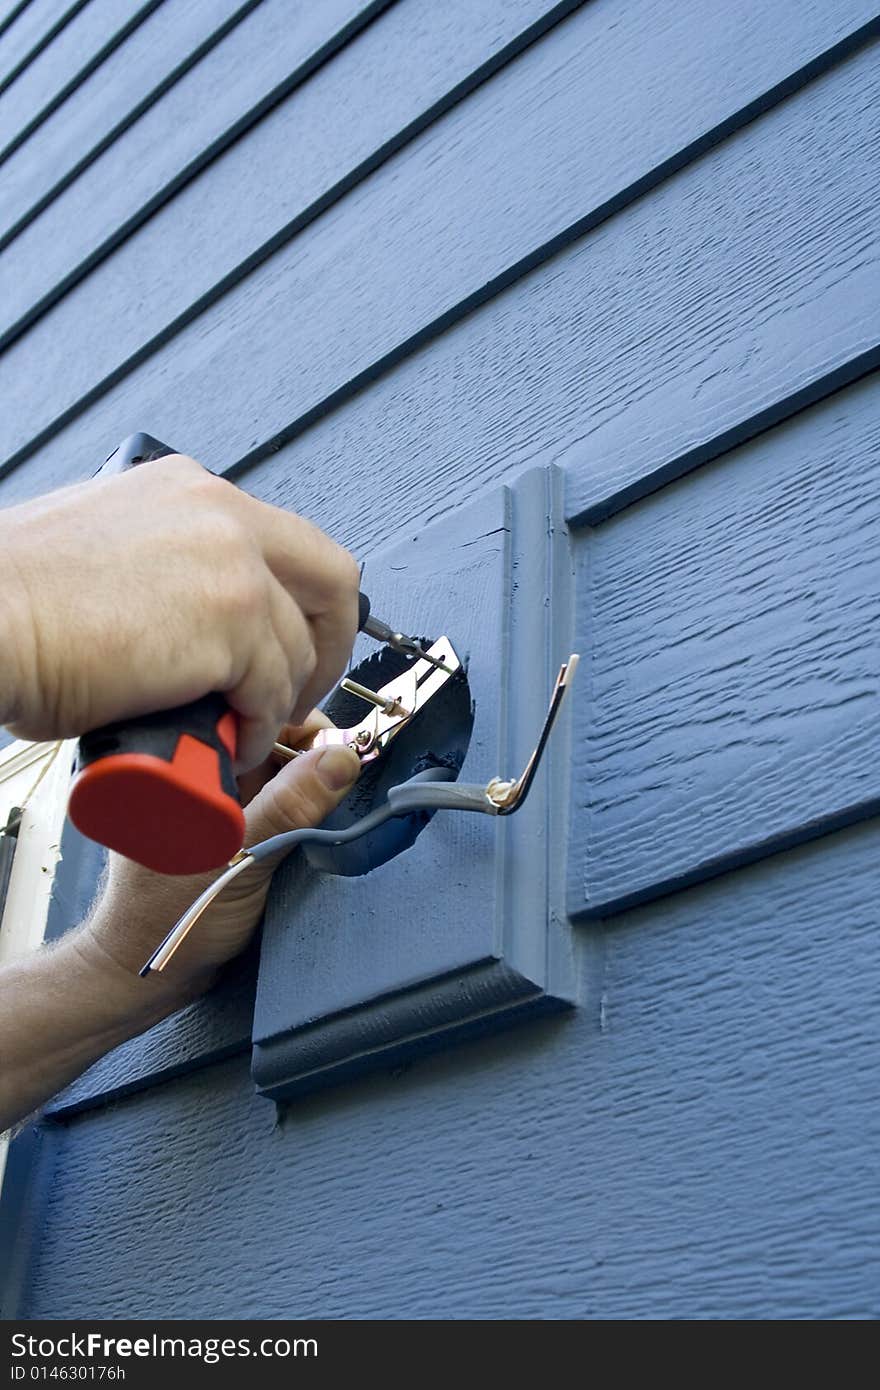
left=75, top=713, right=361, bottom=1003
left=0, top=717, right=360, bottom=1132
left=0, top=457, right=359, bottom=769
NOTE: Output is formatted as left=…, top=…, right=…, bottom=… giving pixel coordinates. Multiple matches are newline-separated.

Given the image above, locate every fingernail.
left=316, top=746, right=361, bottom=791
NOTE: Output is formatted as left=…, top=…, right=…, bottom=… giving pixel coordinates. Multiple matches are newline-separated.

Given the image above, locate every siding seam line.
left=0, top=0, right=267, bottom=248
left=0, top=0, right=401, bottom=307
left=0, top=0, right=167, bottom=167
left=0, top=13, right=877, bottom=489
left=565, top=350, right=880, bottom=527
left=0, top=0, right=588, bottom=478
left=0, top=0, right=34, bottom=44
left=0, top=0, right=89, bottom=97
left=571, top=796, right=880, bottom=924
left=43, top=1037, right=254, bottom=1120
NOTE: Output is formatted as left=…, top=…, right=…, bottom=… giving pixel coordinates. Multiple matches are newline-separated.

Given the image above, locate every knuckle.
left=190, top=477, right=249, bottom=538
left=219, top=556, right=267, bottom=624
left=310, top=540, right=359, bottom=609
left=289, top=650, right=317, bottom=716
left=273, top=672, right=296, bottom=725
left=336, top=546, right=361, bottom=593
left=163, top=454, right=215, bottom=498
left=204, top=504, right=250, bottom=555
left=221, top=582, right=260, bottom=634
left=170, top=452, right=203, bottom=474
left=298, top=641, right=318, bottom=682
left=258, top=642, right=298, bottom=727
left=184, top=460, right=227, bottom=494
left=327, top=551, right=360, bottom=612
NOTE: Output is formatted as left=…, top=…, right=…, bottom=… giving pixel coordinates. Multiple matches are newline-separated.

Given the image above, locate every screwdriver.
left=67, top=433, right=455, bottom=875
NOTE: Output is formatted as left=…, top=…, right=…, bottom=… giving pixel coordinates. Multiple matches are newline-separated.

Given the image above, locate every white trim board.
left=0, top=737, right=75, bottom=1181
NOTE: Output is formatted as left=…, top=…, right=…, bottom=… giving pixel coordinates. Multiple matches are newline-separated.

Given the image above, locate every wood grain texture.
left=13, top=821, right=880, bottom=1319
left=226, top=37, right=879, bottom=561
left=252, top=468, right=575, bottom=1101
left=0, top=0, right=568, bottom=419
left=46, top=951, right=258, bottom=1117
left=0, top=0, right=162, bottom=156
left=0, top=0, right=83, bottom=92
left=2, top=11, right=878, bottom=533
left=0, top=0, right=257, bottom=242
left=0, top=0, right=386, bottom=335
left=569, top=374, right=880, bottom=917
left=0, top=1123, right=55, bottom=1321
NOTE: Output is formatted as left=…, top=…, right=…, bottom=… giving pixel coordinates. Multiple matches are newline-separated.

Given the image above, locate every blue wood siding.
left=1, top=0, right=878, bottom=1318
left=0, top=0, right=165, bottom=162
left=14, top=822, right=880, bottom=1319
left=570, top=376, right=880, bottom=916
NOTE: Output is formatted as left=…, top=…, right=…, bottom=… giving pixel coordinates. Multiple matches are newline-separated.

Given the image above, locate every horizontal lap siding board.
left=0, top=3, right=34, bottom=40
left=0, top=0, right=82, bottom=91
left=1, top=2, right=878, bottom=500
left=0, top=0, right=163, bottom=155
left=568, top=375, right=880, bottom=917
left=0, top=0, right=394, bottom=325
left=16, top=821, right=880, bottom=1318
left=0, top=0, right=262, bottom=240
left=225, top=39, right=879, bottom=561
left=46, top=955, right=258, bottom=1116
left=0, top=0, right=570, bottom=446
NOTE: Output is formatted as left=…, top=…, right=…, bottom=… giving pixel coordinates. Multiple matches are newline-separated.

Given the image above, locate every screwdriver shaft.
left=361, top=614, right=455, bottom=675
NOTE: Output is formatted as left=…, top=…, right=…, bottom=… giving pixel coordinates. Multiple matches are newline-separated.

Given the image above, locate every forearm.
left=0, top=923, right=203, bottom=1133
left=0, top=726, right=358, bottom=1133
left=0, top=516, right=32, bottom=731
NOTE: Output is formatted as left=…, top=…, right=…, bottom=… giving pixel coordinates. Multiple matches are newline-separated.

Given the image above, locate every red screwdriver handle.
left=70, top=695, right=244, bottom=875
left=68, top=435, right=245, bottom=875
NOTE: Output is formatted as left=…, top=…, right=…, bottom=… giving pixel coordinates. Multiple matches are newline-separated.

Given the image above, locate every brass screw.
left=273, top=741, right=303, bottom=762
left=341, top=677, right=409, bottom=718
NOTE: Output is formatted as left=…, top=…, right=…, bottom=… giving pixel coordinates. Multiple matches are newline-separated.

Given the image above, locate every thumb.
left=243, top=744, right=361, bottom=851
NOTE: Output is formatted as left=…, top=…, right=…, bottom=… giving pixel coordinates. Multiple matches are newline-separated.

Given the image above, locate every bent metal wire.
left=140, top=652, right=579, bottom=977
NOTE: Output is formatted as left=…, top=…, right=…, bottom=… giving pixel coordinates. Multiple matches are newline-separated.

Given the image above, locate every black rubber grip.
left=98, top=431, right=176, bottom=476
left=76, top=694, right=238, bottom=795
